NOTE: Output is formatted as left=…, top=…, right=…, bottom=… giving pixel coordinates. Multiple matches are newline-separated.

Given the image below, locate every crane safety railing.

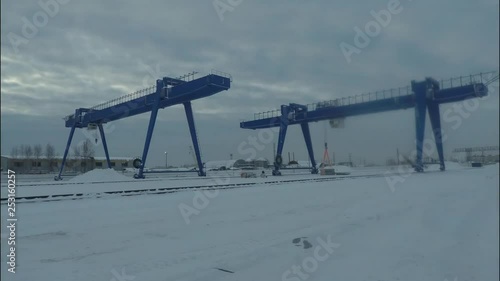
left=252, top=85, right=412, bottom=121
left=62, top=85, right=157, bottom=122
left=211, top=69, right=233, bottom=82
left=88, top=70, right=232, bottom=112
left=90, top=85, right=157, bottom=111
left=64, top=70, right=232, bottom=121
left=251, top=71, right=498, bottom=121
left=453, top=146, right=500, bottom=153
left=439, top=71, right=497, bottom=90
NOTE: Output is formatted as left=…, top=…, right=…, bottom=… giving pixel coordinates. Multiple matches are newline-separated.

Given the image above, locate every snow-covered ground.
left=0, top=166, right=393, bottom=199
left=68, top=169, right=132, bottom=183
left=1, top=164, right=498, bottom=280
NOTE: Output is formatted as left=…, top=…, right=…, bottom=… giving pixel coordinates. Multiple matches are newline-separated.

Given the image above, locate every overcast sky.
left=1, top=0, right=499, bottom=167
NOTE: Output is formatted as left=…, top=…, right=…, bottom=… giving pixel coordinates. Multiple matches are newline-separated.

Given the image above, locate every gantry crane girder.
left=56, top=71, right=232, bottom=180
left=240, top=74, right=491, bottom=176
left=453, top=146, right=499, bottom=153
left=64, top=74, right=231, bottom=128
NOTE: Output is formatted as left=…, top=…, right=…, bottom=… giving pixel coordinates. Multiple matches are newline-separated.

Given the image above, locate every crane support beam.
left=412, top=79, right=429, bottom=172
left=134, top=80, right=163, bottom=179
left=98, top=123, right=112, bottom=169
left=55, top=116, right=77, bottom=181
left=273, top=105, right=290, bottom=176
left=184, top=101, right=206, bottom=176
left=300, top=122, right=318, bottom=174
left=428, top=102, right=444, bottom=170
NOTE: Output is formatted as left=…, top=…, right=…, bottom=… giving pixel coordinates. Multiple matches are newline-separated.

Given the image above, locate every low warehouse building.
left=0, top=155, right=134, bottom=173
left=204, top=158, right=271, bottom=171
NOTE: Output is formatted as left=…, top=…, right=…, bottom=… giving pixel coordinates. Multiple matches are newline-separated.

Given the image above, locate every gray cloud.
left=1, top=0, right=498, bottom=167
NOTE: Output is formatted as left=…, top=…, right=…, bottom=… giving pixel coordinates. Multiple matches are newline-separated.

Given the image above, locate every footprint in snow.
left=293, top=237, right=312, bottom=249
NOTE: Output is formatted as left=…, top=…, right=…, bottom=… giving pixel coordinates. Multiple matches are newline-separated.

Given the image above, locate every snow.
left=322, top=165, right=352, bottom=174
left=205, top=160, right=238, bottom=170
left=0, top=165, right=498, bottom=281
left=147, top=167, right=197, bottom=172
left=68, top=168, right=131, bottom=183
left=0, top=167, right=388, bottom=198
left=427, top=161, right=466, bottom=171
left=287, top=160, right=312, bottom=168
left=93, top=156, right=133, bottom=161
left=1, top=171, right=316, bottom=198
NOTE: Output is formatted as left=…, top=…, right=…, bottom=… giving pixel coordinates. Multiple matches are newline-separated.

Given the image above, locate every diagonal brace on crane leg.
left=98, top=124, right=112, bottom=169
left=134, top=79, right=163, bottom=179
left=412, top=80, right=428, bottom=172
left=428, top=102, right=445, bottom=171
left=184, top=101, right=206, bottom=176
left=55, top=114, right=77, bottom=181
left=300, top=122, right=318, bottom=174
left=273, top=105, right=290, bottom=176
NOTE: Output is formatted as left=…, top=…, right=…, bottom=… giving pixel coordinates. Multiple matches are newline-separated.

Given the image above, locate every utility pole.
left=273, top=142, right=276, bottom=161
left=189, top=146, right=196, bottom=167
left=396, top=148, right=400, bottom=165
left=165, top=151, right=168, bottom=168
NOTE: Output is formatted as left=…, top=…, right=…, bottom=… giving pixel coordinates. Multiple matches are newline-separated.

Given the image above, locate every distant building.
left=286, top=160, right=312, bottom=168
left=204, top=158, right=271, bottom=171
left=0, top=155, right=134, bottom=173
left=93, top=157, right=133, bottom=170
left=253, top=158, right=270, bottom=168
left=205, top=160, right=238, bottom=171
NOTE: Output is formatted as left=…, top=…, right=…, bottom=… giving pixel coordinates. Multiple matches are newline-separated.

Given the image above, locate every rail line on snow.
left=2, top=171, right=288, bottom=187
left=0, top=172, right=409, bottom=205
left=2, top=175, right=199, bottom=187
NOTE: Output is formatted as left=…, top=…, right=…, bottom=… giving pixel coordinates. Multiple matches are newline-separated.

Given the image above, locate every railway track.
left=2, top=174, right=201, bottom=187
left=1, top=172, right=406, bottom=205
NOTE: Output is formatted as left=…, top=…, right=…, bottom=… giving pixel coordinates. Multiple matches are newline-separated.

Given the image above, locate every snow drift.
left=69, top=169, right=130, bottom=183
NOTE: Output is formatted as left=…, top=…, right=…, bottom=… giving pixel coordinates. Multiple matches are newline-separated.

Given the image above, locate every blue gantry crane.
left=56, top=70, right=232, bottom=180
left=240, top=72, right=498, bottom=176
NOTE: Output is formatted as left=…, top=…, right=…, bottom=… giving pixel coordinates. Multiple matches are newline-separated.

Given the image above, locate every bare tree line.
left=71, top=140, right=95, bottom=172
left=9, top=140, right=95, bottom=173
left=10, top=143, right=57, bottom=160
left=10, top=141, right=94, bottom=160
